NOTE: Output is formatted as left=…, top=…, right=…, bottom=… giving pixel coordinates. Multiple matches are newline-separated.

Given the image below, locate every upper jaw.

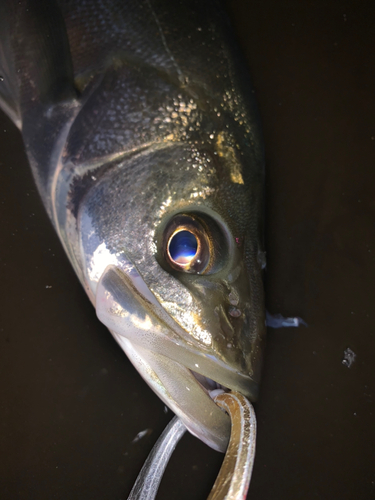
left=95, top=265, right=259, bottom=398
left=95, top=264, right=259, bottom=450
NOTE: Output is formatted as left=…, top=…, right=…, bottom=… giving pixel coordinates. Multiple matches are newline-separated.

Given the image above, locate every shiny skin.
left=0, top=0, right=265, bottom=451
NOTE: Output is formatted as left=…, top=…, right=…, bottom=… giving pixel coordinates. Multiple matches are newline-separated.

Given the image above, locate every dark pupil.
left=169, top=230, right=198, bottom=265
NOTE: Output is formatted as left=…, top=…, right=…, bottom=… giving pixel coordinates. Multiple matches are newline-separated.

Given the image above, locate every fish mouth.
left=190, top=370, right=230, bottom=398
left=112, top=335, right=233, bottom=452
left=95, top=265, right=258, bottom=452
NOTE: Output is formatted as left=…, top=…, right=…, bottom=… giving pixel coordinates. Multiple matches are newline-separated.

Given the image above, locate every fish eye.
left=168, top=230, right=199, bottom=266
left=162, top=215, right=212, bottom=274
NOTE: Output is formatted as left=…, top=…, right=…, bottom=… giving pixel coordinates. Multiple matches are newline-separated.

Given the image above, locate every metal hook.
left=127, top=391, right=256, bottom=500
left=127, top=416, right=186, bottom=500
left=208, top=392, right=256, bottom=500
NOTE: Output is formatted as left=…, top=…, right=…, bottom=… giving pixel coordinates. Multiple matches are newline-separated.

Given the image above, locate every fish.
left=0, top=0, right=265, bottom=453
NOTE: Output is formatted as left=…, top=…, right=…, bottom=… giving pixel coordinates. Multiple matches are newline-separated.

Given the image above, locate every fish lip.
left=185, top=358, right=257, bottom=401
left=96, top=264, right=260, bottom=450
left=96, top=264, right=259, bottom=400
left=143, top=304, right=259, bottom=400
left=111, top=332, right=232, bottom=452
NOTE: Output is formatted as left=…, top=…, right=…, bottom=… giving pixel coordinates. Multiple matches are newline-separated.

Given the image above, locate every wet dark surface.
left=1, top=0, right=374, bottom=498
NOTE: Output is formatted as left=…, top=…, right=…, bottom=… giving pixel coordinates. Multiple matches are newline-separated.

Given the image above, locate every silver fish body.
left=0, top=0, right=265, bottom=451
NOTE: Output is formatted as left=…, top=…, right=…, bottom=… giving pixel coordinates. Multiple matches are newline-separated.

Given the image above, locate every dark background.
left=1, top=0, right=374, bottom=498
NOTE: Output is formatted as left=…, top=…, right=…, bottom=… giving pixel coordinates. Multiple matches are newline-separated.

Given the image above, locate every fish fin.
left=0, top=0, right=80, bottom=206
left=0, top=3, right=21, bottom=128
left=266, top=311, right=307, bottom=328
left=0, top=0, right=78, bottom=128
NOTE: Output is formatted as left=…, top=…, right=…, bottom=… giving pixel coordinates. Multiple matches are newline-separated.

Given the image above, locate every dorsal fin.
left=0, top=3, right=21, bottom=127
left=0, top=0, right=77, bottom=129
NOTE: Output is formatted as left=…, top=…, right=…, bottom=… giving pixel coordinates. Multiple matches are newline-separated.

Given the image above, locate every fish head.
left=79, top=140, right=265, bottom=452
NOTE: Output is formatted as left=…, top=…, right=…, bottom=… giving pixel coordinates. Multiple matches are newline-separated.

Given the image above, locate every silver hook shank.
left=128, top=416, right=186, bottom=500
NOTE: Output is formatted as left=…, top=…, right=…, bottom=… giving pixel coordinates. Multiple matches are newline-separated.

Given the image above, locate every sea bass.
left=0, top=0, right=265, bottom=452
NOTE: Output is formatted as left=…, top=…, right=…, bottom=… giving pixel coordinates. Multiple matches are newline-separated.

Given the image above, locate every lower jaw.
left=115, top=335, right=231, bottom=451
